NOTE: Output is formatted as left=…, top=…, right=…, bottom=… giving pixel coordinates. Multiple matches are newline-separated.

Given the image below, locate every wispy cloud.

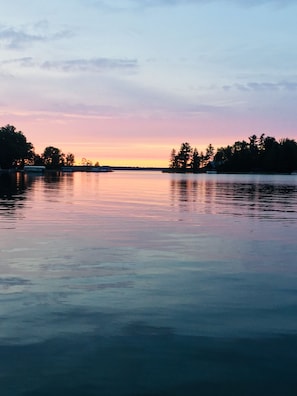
left=0, top=27, right=44, bottom=49
left=0, top=57, right=35, bottom=67
left=155, top=0, right=294, bottom=6
left=0, top=24, right=72, bottom=49
left=84, top=0, right=296, bottom=10
left=33, top=102, right=121, bottom=119
left=0, top=56, right=138, bottom=75
left=223, top=81, right=297, bottom=92
left=41, top=58, right=138, bottom=73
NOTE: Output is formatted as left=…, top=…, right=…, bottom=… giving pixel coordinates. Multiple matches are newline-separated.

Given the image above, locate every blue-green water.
left=0, top=171, right=297, bottom=395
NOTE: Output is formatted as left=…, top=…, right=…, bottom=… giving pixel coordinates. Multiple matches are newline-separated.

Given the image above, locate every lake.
left=0, top=171, right=297, bottom=395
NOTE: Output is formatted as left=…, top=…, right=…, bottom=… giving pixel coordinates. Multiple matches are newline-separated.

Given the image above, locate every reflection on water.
left=0, top=172, right=27, bottom=222
left=0, top=172, right=27, bottom=201
left=0, top=172, right=75, bottom=225
left=170, top=174, right=297, bottom=220
left=0, top=172, right=297, bottom=395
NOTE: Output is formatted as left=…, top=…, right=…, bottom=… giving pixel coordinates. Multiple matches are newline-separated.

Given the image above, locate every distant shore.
left=1, top=166, right=297, bottom=175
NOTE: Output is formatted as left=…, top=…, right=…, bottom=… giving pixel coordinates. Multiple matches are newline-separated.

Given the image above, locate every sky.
left=1, top=0, right=297, bottom=166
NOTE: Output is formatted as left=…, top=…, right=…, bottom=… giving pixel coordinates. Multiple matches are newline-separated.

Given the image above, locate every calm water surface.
left=0, top=171, right=297, bottom=395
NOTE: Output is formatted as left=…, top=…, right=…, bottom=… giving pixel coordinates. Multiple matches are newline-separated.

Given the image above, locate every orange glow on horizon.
left=3, top=109, right=296, bottom=168
left=75, top=158, right=169, bottom=168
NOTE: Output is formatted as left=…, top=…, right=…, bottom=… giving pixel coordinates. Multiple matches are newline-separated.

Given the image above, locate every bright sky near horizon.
left=1, top=0, right=297, bottom=166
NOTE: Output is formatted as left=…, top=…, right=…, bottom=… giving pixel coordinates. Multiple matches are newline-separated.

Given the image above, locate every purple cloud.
left=224, top=81, right=297, bottom=92
left=41, top=58, right=138, bottom=73
left=0, top=24, right=73, bottom=49
left=0, top=57, right=35, bottom=67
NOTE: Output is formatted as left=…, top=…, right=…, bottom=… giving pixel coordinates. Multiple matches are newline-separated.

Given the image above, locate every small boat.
left=23, top=165, right=45, bottom=173
left=90, top=166, right=113, bottom=172
left=61, top=165, right=113, bottom=173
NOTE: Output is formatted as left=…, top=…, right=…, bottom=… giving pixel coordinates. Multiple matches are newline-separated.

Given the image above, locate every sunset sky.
left=1, top=0, right=297, bottom=166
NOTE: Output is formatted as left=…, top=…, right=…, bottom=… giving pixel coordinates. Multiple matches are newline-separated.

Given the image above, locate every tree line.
left=2, top=124, right=297, bottom=173
left=0, top=124, right=75, bottom=170
left=169, top=134, right=297, bottom=173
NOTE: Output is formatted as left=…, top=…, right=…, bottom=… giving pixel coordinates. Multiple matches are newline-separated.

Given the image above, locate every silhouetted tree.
left=278, top=138, right=297, bottom=172
left=169, top=142, right=215, bottom=172
left=214, top=145, right=232, bottom=167
left=215, top=134, right=297, bottom=173
left=169, top=149, right=178, bottom=169
left=191, top=148, right=200, bottom=172
left=42, top=146, right=65, bottom=169
left=32, top=154, right=44, bottom=166
left=201, top=143, right=215, bottom=168
left=81, top=157, right=92, bottom=166
left=205, top=144, right=215, bottom=161
left=177, top=142, right=193, bottom=170
left=259, top=135, right=278, bottom=171
left=168, top=143, right=193, bottom=170
left=0, top=125, right=34, bottom=169
left=65, top=153, right=75, bottom=166
left=248, top=134, right=259, bottom=169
